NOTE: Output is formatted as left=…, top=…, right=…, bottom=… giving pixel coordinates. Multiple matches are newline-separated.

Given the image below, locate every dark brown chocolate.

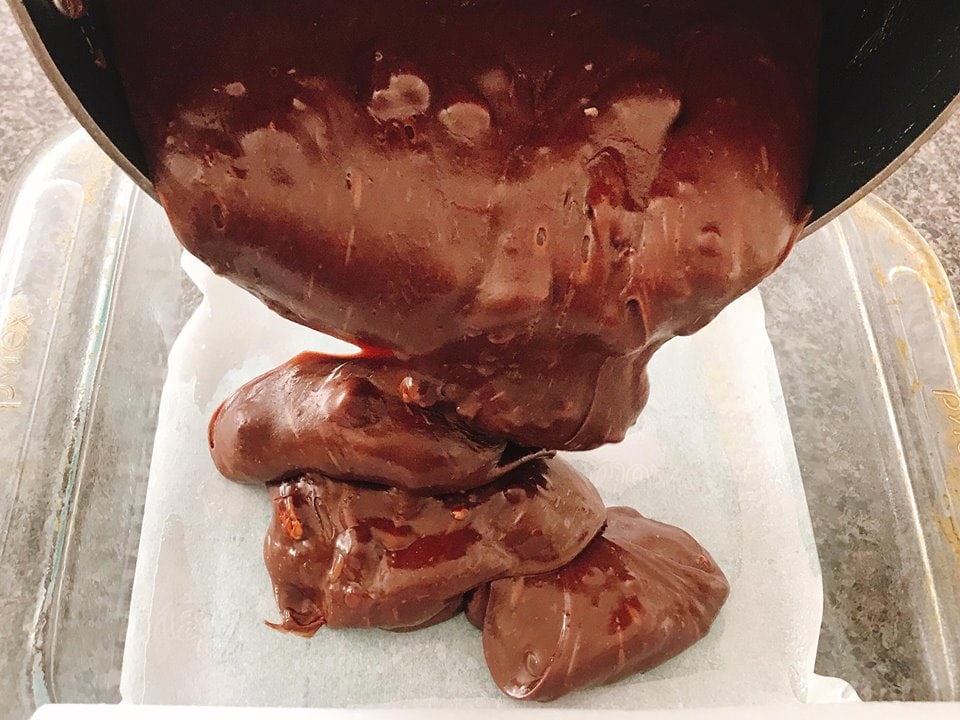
left=210, top=351, right=545, bottom=492
left=264, top=457, right=604, bottom=632
left=104, top=0, right=818, bottom=450
left=476, top=507, right=730, bottom=701
left=464, top=585, right=490, bottom=631
left=101, top=0, right=817, bottom=701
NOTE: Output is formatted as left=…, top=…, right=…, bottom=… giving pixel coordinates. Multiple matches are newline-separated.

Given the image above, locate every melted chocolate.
left=99, top=0, right=818, bottom=701
left=264, top=458, right=604, bottom=632
left=210, top=351, right=545, bottom=493
left=104, top=0, right=818, bottom=450
left=476, top=507, right=730, bottom=701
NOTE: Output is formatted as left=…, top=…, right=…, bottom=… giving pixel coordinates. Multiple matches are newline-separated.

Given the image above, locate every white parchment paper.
left=120, top=254, right=854, bottom=709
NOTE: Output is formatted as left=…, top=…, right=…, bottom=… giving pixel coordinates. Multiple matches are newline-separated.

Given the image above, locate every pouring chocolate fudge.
left=102, top=0, right=818, bottom=701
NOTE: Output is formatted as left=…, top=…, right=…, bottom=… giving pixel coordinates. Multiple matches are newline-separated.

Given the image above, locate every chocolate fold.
left=264, top=458, right=605, bottom=632
left=210, top=352, right=545, bottom=492
left=476, top=507, right=730, bottom=701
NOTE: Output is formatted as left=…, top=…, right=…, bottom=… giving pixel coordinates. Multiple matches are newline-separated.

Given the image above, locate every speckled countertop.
left=0, top=2, right=72, bottom=198
left=1, top=0, right=958, bottom=706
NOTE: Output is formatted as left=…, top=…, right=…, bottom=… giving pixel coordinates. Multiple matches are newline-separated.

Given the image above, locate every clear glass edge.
left=845, top=196, right=960, bottom=694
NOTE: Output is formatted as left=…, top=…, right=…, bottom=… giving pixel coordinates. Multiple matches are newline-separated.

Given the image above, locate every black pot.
left=8, top=0, right=960, bottom=234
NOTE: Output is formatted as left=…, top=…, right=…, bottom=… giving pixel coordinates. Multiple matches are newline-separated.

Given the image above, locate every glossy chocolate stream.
left=101, top=0, right=817, bottom=701
left=105, top=0, right=818, bottom=449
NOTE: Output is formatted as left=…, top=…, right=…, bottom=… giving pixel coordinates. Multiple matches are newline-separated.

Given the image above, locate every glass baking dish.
left=0, top=124, right=958, bottom=719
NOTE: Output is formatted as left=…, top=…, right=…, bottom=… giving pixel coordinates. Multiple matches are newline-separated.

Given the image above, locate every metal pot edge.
left=6, top=0, right=157, bottom=201
left=804, top=95, right=960, bottom=237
